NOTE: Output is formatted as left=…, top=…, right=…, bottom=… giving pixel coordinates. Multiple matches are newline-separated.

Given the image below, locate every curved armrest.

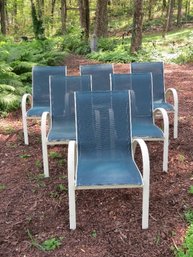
left=41, top=112, right=50, bottom=142
left=68, top=140, right=76, bottom=184
left=132, top=138, right=150, bottom=182
left=21, top=93, right=32, bottom=115
left=154, top=107, right=169, bottom=140
left=165, top=88, right=178, bottom=112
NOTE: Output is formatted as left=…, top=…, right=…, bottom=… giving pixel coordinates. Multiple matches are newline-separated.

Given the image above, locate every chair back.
left=32, top=66, right=67, bottom=107
left=75, top=90, right=132, bottom=160
left=131, top=62, right=164, bottom=103
left=80, top=64, right=113, bottom=91
left=50, top=75, right=91, bottom=137
left=111, top=73, right=153, bottom=121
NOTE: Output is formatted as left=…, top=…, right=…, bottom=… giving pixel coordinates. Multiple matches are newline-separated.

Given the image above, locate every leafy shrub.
left=62, top=29, right=90, bottom=55
left=176, top=224, right=193, bottom=257
left=11, top=61, right=36, bottom=74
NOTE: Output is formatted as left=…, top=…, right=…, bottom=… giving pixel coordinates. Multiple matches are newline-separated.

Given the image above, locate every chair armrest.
left=68, top=141, right=76, bottom=185
left=154, top=108, right=169, bottom=140
left=165, top=88, right=178, bottom=112
left=41, top=112, right=50, bottom=142
left=132, top=138, right=150, bottom=183
left=21, top=93, right=32, bottom=115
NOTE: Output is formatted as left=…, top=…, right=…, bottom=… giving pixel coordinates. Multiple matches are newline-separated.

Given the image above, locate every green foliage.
left=62, top=28, right=90, bottom=55
left=27, top=229, right=62, bottom=251
left=176, top=224, right=193, bottom=257
left=184, top=210, right=193, bottom=224
left=41, top=238, right=62, bottom=251
left=0, top=184, right=6, bottom=191
left=11, top=61, right=35, bottom=75
left=0, top=37, right=68, bottom=113
left=188, top=186, right=193, bottom=195
left=91, top=230, right=97, bottom=238
left=49, top=151, right=62, bottom=159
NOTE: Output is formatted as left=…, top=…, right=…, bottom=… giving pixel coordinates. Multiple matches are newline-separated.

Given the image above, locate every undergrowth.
left=0, top=37, right=68, bottom=115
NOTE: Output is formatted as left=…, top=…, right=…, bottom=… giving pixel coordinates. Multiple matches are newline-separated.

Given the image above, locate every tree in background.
left=61, top=0, right=67, bottom=34
left=130, top=0, right=143, bottom=53
left=78, top=0, right=89, bottom=40
left=30, top=0, right=45, bottom=39
left=94, top=0, right=108, bottom=37
left=177, top=0, right=183, bottom=26
left=0, top=0, right=6, bottom=35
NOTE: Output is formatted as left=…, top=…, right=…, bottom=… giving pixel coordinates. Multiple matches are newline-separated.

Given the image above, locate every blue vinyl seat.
left=21, top=66, right=67, bottom=145
left=68, top=90, right=150, bottom=230
left=131, top=62, right=178, bottom=138
left=41, top=75, right=91, bottom=177
left=110, top=73, right=169, bottom=172
left=80, top=63, right=113, bottom=90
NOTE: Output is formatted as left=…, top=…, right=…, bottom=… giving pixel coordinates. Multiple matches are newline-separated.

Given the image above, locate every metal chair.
left=131, top=61, right=178, bottom=139
left=110, top=73, right=169, bottom=172
left=80, top=63, right=113, bottom=91
left=41, top=75, right=92, bottom=177
left=68, top=90, right=150, bottom=230
left=21, top=66, right=67, bottom=145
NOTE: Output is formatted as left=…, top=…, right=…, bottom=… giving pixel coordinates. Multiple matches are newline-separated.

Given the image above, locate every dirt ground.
left=0, top=55, right=193, bottom=257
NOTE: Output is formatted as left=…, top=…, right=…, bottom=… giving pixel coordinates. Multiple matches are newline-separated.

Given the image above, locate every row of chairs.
left=21, top=62, right=178, bottom=229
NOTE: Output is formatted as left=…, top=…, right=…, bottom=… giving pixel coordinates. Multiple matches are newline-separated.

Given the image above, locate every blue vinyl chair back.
left=111, top=73, right=153, bottom=122
left=75, top=91, right=143, bottom=187
left=80, top=64, right=113, bottom=91
left=32, top=66, right=67, bottom=107
left=131, top=62, right=164, bottom=104
left=49, top=75, right=91, bottom=141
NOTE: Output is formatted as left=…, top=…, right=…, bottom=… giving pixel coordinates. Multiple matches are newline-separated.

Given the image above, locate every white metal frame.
left=165, top=88, right=178, bottom=139
left=68, top=138, right=150, bottom=230
left=153, top=107, right=169, bottom=172
left=21, top=93, right=33, bottom=145
left=41, top=111, right=68, bottom=178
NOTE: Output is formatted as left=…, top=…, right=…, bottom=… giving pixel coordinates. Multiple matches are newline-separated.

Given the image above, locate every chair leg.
left=174, top=109, right=178, bottom=139
left=69, top=182, right=76, bottom=230
left=68, top=141, right=76, bottom=229
left=163, top=137, right=168, bottom=172
left=23, top=115, right=29, bottom=145
left=142, top=182, right=149, bottom=229
left=42, top=140, right=49, bottom=178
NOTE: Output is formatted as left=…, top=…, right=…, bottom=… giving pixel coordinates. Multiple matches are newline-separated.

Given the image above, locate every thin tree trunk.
left=51, top=0, right=56, bottom=31
left=177, top=0, right=182, bottom=26
left=0, top=0, right=6, bottom=35
left=61, top=0, right=67, bottom=34
left=168, top=0, right=174, bottom=30
left=78, top=0, right=90, bottom=40
left=94, top=0, right=108, bottom=38
left=130, top=0, right=143, bottom=53
left=148, top=0, right=153, bottom=20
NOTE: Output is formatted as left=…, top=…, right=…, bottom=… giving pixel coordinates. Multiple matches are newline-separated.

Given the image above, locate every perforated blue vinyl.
left=111, top=73, right=164, bottom=139
left=32, top=66, right=66, bottom=107
left=75, top=91, right=143, bottom=187
left=131, top=62, right=165, bottom=105
left=48, top=75, right=91, bottom=142
left=80, top=64, right=113, bottom=91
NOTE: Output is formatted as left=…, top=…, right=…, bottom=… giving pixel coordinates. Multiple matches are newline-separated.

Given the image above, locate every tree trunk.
left=61, top=0, right=67, bottom=34
left=51, top=0, right=56, bottom=28
left=168, top=0, right=174, bottom=30
left=0, top=0, right=6, bottom=35
left=78, top=0, right=90, bottom=40
left=30, top=0, right=45, bottom=39
left=185, top=0, right=190, bottom=20
left=130, top=0, right=143, bottom=54
left=177, top=0, right=182, bottom=27
left=94, top=0, right=108, bottom=38
left=148, top=0, right=153, bottom=20
left=162, top=0, right=174, bottom=38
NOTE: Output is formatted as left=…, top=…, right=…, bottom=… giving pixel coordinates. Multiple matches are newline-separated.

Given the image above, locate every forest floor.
left=0, top=55, right=193, bottom=257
